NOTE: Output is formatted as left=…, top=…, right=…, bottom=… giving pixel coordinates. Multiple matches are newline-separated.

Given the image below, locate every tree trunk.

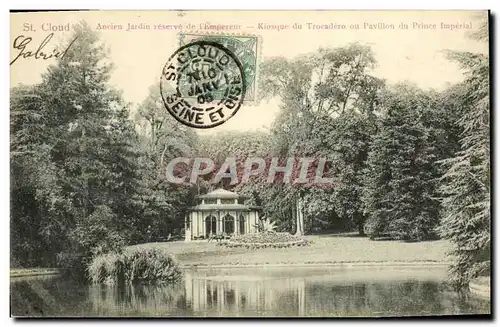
left=292, top=202, right=298, bottom=236
left=356, top=213, right=365, bottom=236
left=295, top=197, right=304, bottom=237
left=299, top=199, right=304, bottom=235
left=358, top=222, right=365, bottom=236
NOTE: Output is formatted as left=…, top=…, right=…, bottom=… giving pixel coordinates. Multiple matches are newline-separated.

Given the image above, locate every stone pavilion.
left=184, top=188, right=261, bottom=241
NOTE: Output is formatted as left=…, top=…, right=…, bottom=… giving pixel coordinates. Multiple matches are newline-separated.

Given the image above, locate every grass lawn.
left=129, top=233, right=452, bottom=267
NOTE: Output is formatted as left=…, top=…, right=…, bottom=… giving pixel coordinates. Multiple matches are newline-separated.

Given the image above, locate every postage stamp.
left=160, top=40, right=246, bottom=129
left=179, top=32, right=261, bottom=102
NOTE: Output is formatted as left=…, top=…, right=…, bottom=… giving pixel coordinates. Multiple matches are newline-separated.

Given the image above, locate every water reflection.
left=88, top=283, right=187, bottom=316
left=184, top=271, right=308, bottom=316
left=181, top=269, right=488, bottom=317
left=10, top=267, right=490, bottom=317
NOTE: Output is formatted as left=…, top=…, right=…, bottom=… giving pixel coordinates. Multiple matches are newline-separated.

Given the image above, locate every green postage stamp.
left=179, top=32, right=261, bottom=102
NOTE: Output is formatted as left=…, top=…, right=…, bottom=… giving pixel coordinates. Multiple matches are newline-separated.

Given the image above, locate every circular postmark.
left=160, top=41, right=246, bottom=129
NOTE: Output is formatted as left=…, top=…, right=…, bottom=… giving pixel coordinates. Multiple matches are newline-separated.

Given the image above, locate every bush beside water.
left=88, top=248, right=182, bottom=285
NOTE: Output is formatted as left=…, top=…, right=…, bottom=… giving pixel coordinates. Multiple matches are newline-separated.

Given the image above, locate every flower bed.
left=224, top=231, right=310, bottom=249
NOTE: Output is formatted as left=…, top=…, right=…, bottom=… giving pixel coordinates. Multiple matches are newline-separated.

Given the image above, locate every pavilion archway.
left=205, top=215, right=217, bottom=237
left=223, top=214, right=235, bottom=235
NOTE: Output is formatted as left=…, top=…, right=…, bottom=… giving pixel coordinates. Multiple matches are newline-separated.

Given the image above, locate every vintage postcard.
left=10, top=10, right=491, bottom=318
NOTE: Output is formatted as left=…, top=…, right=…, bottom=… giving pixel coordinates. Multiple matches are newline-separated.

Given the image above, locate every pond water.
left=11, top=266, right=490, bottom=318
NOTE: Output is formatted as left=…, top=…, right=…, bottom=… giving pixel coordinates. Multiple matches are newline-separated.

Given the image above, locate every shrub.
left=87, top=248, right=182, bottom=285
left=254, top=218, right=278, bottom=232
left=124, top=248, right=181, bottom=284
left=87, top=252, right=121, bottom=284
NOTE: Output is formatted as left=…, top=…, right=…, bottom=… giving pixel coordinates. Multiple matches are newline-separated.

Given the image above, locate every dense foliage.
left=10, top=23, right=196, bottom=276
left=88, top=248, right=182, bottom=285
left=437, top=50, right=490, bottom=287
left=361, top=85, right=445, bottom=241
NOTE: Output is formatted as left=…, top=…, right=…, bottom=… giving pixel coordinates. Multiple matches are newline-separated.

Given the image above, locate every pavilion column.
left=202, top=211, right=206, bottom=236
left=192, top=212, right=197, bottom=238
left=190, top=213, right=193, bottom=238
left=249, top=212, right=254, bottom=233
left=233, top=211, right=238, bottom=235
left=197, top=211, right=201, bottom=237
left=217, top=211, right=222, bottom=234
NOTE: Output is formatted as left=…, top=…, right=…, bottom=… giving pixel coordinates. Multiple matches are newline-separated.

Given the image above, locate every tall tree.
left=362, top=84, right=443, bottom=241
left=324, top=111, right=377, bottom=235
left=11, top=22, right=149, bottom=274
left=134, top=83, right=198, bottom=240
left=259, top=43, right=384, bottom=234
left=10, top=85, right=71, bottom=267
left=438, top=19, right=490, bottom=287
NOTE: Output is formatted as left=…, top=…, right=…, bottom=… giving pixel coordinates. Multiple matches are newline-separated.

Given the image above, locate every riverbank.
left=9, top=235, right=452, bottom=278
left=10, top=268, right=60, bottom=278
left=130, top=233, right=452, bottom=267
left=180, top=261, right=451, bottom=269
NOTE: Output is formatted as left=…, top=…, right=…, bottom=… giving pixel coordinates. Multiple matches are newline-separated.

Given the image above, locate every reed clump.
left=87, top=248, right=182, bottom=285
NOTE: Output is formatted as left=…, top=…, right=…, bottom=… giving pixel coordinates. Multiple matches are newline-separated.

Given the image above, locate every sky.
left=10, top=10, right=488, bottom=135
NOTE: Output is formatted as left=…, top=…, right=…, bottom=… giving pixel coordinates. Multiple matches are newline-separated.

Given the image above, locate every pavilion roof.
left=189, top=203, right=258, bottom=211
left=198, top=188, right=247, bottom=199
